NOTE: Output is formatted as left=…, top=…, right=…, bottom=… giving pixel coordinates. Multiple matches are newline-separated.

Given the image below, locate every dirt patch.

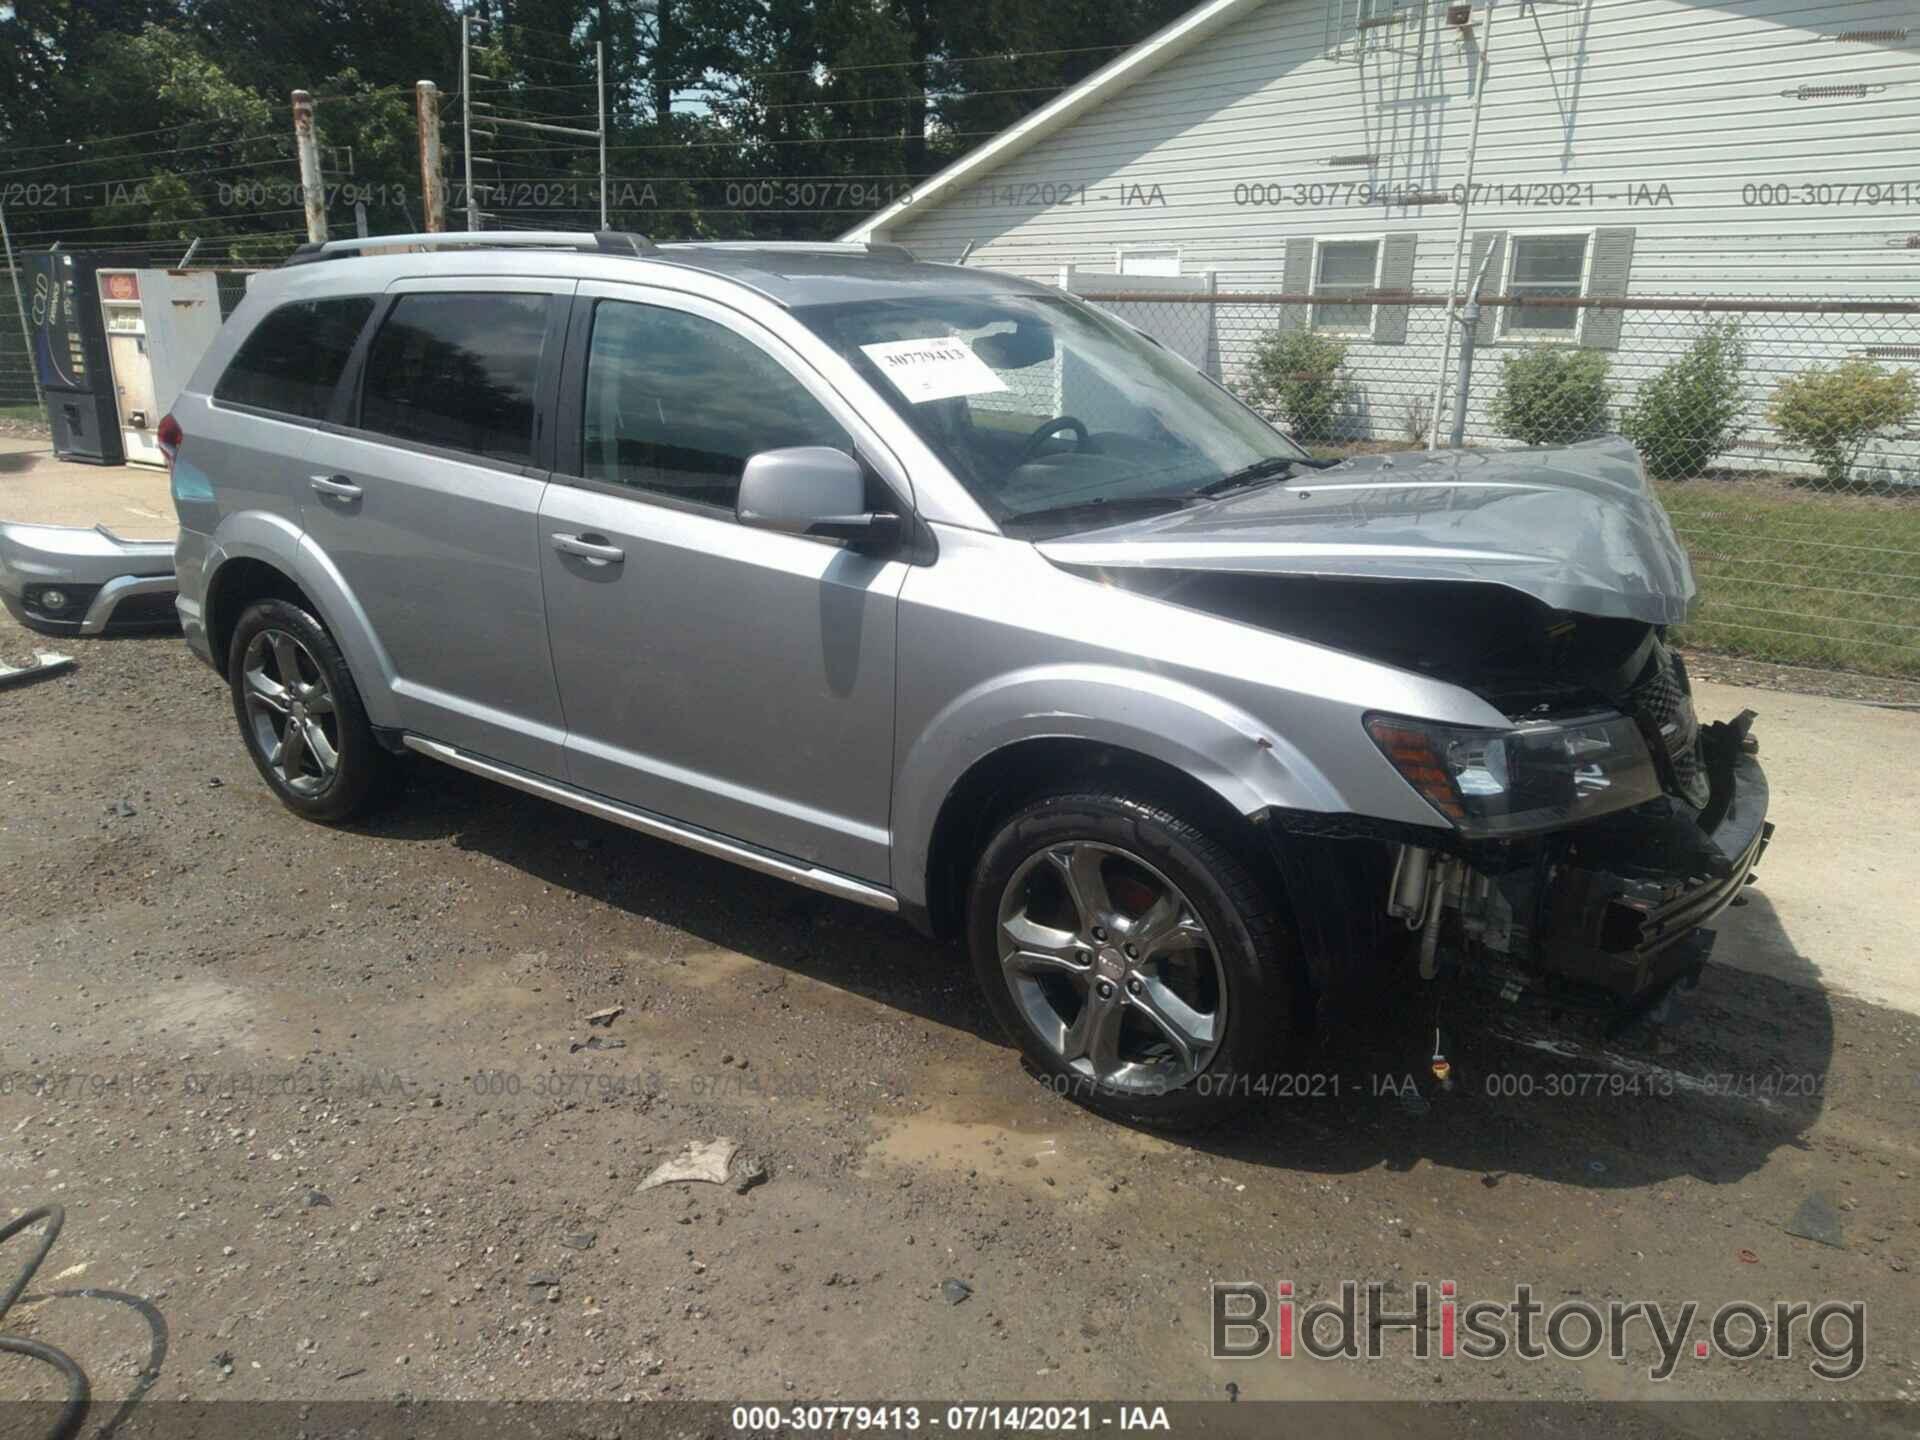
left=1, top=617, right=1915, bottom=1413
left=1678, top=647, right=1920, bottom=706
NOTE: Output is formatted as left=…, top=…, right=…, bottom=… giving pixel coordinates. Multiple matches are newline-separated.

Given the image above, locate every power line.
left=741, top=42, right=1131, bottom=82
left=477, top=80, right=605, bottom=95
left=6, top=229, right=308, bottom=255
left=674, top=81, right=1072, bottom=114
left=468, top=126, right=1011, bottom=158
left=473, top=45, right=592, bottom=75
left=485, top=18, right=598, bottom=46
left=308, top=80, right=431, bottom=104
left=1, top=131, right=293, bottom=180
left=7, top=207, right=310, bottom=241
left=0, top=115, right=284, bottom=158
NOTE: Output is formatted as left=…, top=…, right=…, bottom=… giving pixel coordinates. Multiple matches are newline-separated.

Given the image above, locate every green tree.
left=1241, top=329, right=1352, bottom=445
left=1769, top=360, right=1918, bottom=488
left=1490, top=347, right=1614, bottom=447
left=1619, top=320, right=1747, bottom=481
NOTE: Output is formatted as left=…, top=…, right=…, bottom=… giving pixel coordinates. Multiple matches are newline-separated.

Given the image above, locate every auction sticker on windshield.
left=860, top=337, right=1008, bottom=403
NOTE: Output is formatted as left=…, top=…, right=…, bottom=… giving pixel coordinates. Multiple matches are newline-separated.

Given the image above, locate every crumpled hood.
left=1036, top=437, right=1697, bottom=626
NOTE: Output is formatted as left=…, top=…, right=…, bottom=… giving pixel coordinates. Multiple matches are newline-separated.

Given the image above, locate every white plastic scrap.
left=638, top=1137, right=739, bottom=1191
left=0, top=652, right=76, bottom=690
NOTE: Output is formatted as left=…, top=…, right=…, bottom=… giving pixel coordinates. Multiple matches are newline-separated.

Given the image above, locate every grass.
left=1657, top=475, right=1920, bottom=678
left=0, top=404, right=46, bottom=423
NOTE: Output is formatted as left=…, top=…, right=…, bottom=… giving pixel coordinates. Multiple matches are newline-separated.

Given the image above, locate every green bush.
left=1240, top=329, right=1350, bottom=444
left=1619, top=320, right=1748, bottom=480
left=1488, top=347, right=1613, bottom=447
left=1768, top=359, right=1918, bottom=487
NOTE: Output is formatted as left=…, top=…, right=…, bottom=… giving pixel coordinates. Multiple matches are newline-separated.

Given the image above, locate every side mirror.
left=736, top=447, right=903, bottom=550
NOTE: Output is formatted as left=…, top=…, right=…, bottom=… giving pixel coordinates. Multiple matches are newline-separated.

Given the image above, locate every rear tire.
left=227, top=597, right=389, bottom=823
left=966, top=788, right=1300, bottom=1128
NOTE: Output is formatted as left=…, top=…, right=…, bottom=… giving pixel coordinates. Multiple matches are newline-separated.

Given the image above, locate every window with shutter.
left=1503, top=233, right=1591, bottom=338
left=1311, top=239, right=1381, bottom=334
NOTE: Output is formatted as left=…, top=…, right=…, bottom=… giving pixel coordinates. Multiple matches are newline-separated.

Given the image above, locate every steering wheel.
left=1017, top=415, right=1091, bottom=464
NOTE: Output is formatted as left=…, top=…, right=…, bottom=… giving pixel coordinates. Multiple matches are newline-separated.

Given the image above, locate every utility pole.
left=415, top=80, right=445, bottom=232
left=597, top=40, right=609, bottom=229
left=291, top=90, right=328, bottom=244
left=0, top=201, right=45, bottom=417
left=1427, top=2, right=1497, bottom=453
left=461, top=16, right=480, bottom=231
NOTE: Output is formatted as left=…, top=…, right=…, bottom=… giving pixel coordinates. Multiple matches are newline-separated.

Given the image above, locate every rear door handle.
left=309, top=473, right=363, bottom=499
left=551, top=532, right=625, bottom=564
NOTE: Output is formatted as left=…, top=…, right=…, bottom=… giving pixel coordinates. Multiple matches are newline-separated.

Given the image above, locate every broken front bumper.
left=0, top=522, right=178, bottom=636
left=1265, top=714, right=1775, bottom=1019
left=1531, top=743, right=1773, bottom=999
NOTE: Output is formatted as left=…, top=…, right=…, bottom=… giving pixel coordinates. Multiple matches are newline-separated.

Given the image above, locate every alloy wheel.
left=996, top=841, right=1227, bottom=1094
left=241, top=628, right=340, bottom=797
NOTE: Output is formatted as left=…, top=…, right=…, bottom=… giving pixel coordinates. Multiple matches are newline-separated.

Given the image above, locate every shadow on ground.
left=359, top=758, right=1831, bottom=1197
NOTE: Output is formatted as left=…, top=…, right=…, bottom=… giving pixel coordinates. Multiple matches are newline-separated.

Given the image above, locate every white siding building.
left=843, top=0, right=1920, bottom=465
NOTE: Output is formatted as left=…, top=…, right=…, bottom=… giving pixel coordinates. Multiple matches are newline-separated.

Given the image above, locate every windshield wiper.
left=1195, top=455, right=1301, bottom=498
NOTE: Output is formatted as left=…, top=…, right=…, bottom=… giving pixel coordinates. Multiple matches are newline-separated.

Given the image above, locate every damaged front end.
left=1272, top=619, right=1773, bottom=1033
left=1369, top=677, right=1772, bottom=1025
left=1037, top=438, right=1772, bottom=1032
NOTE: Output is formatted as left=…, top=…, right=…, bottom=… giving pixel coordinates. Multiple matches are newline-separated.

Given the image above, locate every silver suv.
left=168, top=232, right=1772, bottom=1125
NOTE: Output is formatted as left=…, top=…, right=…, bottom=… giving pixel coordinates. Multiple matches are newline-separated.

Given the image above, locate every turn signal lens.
left=1362, top=718, right=1467, bottom=821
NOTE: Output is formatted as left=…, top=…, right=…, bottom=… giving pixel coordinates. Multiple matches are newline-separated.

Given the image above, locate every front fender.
left=195, top=511, right=400, bottom=729
left=891, top=663, right=1340, bottom=910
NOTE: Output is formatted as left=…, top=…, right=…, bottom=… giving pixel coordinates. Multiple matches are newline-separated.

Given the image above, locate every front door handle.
left=309, top=473, right=363, bottom=500
left=551, top=532, right=625, bottom=564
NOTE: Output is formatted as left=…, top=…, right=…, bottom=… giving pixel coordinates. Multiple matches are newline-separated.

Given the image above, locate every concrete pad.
left=0, top=441, right=175, bottom=538
left=1692, top=678, right=1920, bottom=1018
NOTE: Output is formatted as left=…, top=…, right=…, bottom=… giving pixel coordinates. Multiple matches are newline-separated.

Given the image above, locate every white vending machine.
left=95, top=269, right=223, bottom=468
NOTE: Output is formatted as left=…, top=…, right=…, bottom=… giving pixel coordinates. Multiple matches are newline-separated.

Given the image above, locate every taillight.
left=156, top=413, right=182, bottom=468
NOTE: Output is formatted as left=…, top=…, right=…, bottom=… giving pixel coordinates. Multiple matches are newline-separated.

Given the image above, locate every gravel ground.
left=1, top=617, right=1917, bottom=1422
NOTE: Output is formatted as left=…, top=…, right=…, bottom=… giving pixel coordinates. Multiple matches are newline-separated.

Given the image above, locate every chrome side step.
left=402, top=735, right=899, bottom=913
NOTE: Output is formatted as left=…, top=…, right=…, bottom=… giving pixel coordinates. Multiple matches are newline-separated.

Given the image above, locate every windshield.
left=796, top=292, right=1308, bottom=536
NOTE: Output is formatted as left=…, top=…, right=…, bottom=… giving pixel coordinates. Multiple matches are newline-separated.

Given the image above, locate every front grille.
left=1628, top=647, right=1710, bottom=809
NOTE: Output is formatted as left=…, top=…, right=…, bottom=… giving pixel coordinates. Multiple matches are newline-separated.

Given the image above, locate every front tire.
left=965, top=789, right=1299, bottom=1128
left=227, top=597, right=387, bottom=823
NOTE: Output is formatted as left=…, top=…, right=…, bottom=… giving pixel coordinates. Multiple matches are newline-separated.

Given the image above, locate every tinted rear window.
left=359, top=293, right=550, bottom=464
left=214, top=296, right=374, bottom=419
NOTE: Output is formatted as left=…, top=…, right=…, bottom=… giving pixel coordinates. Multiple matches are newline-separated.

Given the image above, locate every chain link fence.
left=0, top=269, right=43, bottom=425
left=0, top=265, right=263, bottom=430
left=1076, top=285, right=1920, bottom=679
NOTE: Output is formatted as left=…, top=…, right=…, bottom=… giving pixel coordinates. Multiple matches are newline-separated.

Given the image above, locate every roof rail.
left=283, top=230, right=657, bottom=266
left=660, top=240, right=916, bottom=263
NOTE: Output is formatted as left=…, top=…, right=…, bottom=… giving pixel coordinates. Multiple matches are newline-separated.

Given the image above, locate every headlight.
left=1365, top=710, right=1662, bottom=837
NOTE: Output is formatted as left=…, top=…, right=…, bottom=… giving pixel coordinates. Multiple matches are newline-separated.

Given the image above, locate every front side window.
left=580, top=300, right=850, bottom=509
left=215, top=296, right=374, bottom=419
left=799, top=292, right=1307, bottom=537
left=359, top=292, right=550, bottom=463
left=1506, top=234, right=1589, bottom=336
left=1312, top=240, right=1380, bottom=333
